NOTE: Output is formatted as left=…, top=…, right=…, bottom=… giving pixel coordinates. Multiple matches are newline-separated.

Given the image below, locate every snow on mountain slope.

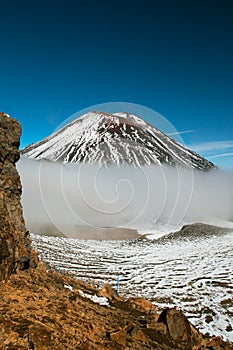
left=21, top=111, right=214, bottom=170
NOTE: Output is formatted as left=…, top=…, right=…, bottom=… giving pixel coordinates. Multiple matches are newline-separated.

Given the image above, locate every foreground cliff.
left=0, top=114, right=232, bottom=350
left=0, top=113, right=38, bottom=281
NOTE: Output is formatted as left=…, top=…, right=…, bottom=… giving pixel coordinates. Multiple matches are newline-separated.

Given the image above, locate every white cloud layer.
left=17, top=157, right=233, bottom=239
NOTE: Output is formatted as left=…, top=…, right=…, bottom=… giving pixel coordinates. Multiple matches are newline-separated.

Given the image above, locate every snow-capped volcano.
left=21, top=111, right=214, bottom=169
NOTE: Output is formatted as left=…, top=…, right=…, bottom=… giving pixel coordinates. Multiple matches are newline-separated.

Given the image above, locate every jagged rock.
left=130, top=327, right=148, bottom=341
left=147, top=321, right=167, bottom=335
left=198, top=336, right=233, bottom=350
left=0, top=113, right=38, bottom=281
left=97, top=283, right=119, bottom=301
left=128, top=297, right=157, bottom=314
left=28, top=325, right=53, bottom=348
left=158, top=307, right=201, bottom=344
left=109, top=329, right=127, bottom=346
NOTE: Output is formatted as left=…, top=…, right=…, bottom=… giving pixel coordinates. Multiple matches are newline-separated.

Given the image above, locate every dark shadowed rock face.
left=0, top=112, right=38, bottom=281
left=158, top=307, right=201, bottom=345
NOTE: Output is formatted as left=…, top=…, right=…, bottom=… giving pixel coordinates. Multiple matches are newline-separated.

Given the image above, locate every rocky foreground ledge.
left=1, top=266, right=233, bottom=350
left=0, top=113, right=232, bottom=350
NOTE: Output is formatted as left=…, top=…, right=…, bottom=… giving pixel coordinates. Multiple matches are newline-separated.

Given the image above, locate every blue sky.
left=1, top=0, right=233, bottom=169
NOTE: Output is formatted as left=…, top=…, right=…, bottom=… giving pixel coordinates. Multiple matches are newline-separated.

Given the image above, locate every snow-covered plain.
left=31, top=228, right=233, bottom=342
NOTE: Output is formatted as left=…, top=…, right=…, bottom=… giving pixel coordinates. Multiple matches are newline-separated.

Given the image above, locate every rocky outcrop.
left=0, top=113, right=38, bottom=281
left=0, top=268, right=232, bottom=350
left=157, top=307, right=202, bottom=344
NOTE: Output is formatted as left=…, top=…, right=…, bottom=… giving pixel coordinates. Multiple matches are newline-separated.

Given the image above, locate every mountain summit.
left=21, top=111, right=214, bottom=170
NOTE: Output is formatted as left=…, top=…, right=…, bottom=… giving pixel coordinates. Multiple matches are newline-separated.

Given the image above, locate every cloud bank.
left=17, top=157, right=233, bottom=239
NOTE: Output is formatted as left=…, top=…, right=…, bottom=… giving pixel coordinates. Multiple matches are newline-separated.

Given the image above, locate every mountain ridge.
left=21, top=111, right=214, bottom=170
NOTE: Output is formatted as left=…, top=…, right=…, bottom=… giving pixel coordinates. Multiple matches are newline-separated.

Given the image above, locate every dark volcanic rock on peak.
left=0, top=113, right=38, bottom=281
left=21, top=111, right=214, bottom=170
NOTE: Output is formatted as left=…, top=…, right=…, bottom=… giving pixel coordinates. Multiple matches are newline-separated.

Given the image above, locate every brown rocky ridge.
left=0, top=112, right=38, bottom=282
left=0, top=113, right=232, bottom=350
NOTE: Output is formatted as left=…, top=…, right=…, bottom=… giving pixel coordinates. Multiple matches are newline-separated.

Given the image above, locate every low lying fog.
left=17, top=157, right=233, bottom=238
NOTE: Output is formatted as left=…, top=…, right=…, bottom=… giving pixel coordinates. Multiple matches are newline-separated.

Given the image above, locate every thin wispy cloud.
left=208, top=152, right=233, bottom=159
left=188, top=140, right=233, bottom=170
left=168, top=129, right=196, bottom=136
left=188, top=140, right=233, bottom=153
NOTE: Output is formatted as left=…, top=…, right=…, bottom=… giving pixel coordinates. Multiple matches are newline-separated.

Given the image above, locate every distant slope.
left=156, top=222, right=233, bottom=242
